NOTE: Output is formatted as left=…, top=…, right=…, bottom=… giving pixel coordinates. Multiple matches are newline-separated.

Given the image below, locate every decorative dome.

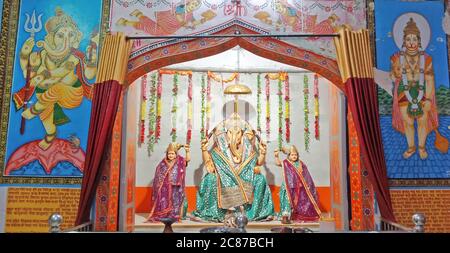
left=224, top=84, right=252, bottom=95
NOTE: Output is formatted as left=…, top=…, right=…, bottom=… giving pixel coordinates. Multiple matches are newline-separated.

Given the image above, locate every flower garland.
left=156, top=71, right=162, bottom=141
left=256, top=74, right=262, bottom=134
left=207, top=71, right=239, bottom=83
left=201, top=74, right=206, bottom=140
left=157, top=69, right=193, bottom=144
left=147, top=73, right=157, bottom=156
left=314, top=74, right=320, bottom=140
left=303, top=74, right=310, bottom=152
left=265, top=72, right=290, bottom=144
left=277, top=78, right=283, bottom=150
left=206, top=74, right=211, bottom=136
left=186, top=73, right=193, bottom=145
left=284, top=74, right=290, bottom=143
left=265, top=75, right=271, bottom=141
left=170, top=73, right=179, bottom=142
left=139, top=74, right=147, bottom=145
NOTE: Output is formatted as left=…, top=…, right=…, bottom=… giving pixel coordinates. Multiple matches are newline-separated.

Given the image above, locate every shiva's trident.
left=20, top=10, right=42, bottom=135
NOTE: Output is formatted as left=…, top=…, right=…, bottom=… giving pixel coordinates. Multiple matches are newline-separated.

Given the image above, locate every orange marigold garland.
left=207, top=71, right=239, bottom=83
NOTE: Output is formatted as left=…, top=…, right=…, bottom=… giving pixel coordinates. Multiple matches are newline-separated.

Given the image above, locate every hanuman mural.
left=389, top=15, right=448, bottom=160
left=375, top=1, right=449, bottom=179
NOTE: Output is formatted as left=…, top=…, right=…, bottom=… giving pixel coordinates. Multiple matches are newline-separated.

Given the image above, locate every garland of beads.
left=314, top=74, right=320, bottom=140
left=303, top=74, right=310, bottom=152
left=201, top=74, right=206, bottom=140
left=170, top=74, right=179, bottom=142
left=147, top=73, right=157, bottom=156
left=156, top=71, right=163, bottom=142
left=256, top=74, right=262, bottom=135
left=284, top=74, right=290, bottom=143
left=277, top=78, right=283, bottom=150
left=265, top=75, right=271, bottom=141
left=186, top=74, right=193, bottom=145
left=139, top=74, right=147, bottom=145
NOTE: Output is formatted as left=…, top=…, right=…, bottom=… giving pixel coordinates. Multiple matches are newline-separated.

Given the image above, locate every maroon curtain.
left=345, top=77, right=396, bottom=222
left=75, top=80, right=123, bottom=225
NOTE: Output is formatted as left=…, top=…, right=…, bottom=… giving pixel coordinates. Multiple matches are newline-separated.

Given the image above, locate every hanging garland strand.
left=187, top=73, right=193, bottom=145
left=170, top=73, right=179, bottom=142
left=139, top=74, right=147, bottom=145
left=201, top=74, right=206, bottom=140
left=156, top=71, right=163, bottom=142
left=206, top=74, right=211, bottom=135
left=265, top=75, right=271, bottom=141
left=314, top=74, right=320, bottom=140
left=265, top=72, right=289, bottom=144
left=303, top=74, right=310, bottom=152
left=284, top=73, right=290, bottom=143
left=257, top=74, right=262, bottom=134
left=147, top=73, right=157, bottom=156
left=159, top=69, right=193, bottom=144
left=277, top=78, right=283, bottom=151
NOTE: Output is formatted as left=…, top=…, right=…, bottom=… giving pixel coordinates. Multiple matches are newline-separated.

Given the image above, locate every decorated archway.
left=101, top=23, right=351, bottom=232
left=126, top=24, right=343, bottom=91
left=82, top=25, right=386, bottom=233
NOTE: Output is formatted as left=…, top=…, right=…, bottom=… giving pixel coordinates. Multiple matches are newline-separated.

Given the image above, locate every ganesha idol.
left=13, top=7, right=98, bottom=151
left=191, top=112, right=275, bottom=222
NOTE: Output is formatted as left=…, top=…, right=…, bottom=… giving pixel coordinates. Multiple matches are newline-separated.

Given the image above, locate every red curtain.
left=334, top=29, right=396, bottom=223
left=75, top=80, right=122, bottom=225
left=345, top=77, right=396, bottom=222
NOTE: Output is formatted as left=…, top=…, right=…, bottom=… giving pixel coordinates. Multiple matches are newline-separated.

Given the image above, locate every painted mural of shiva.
left=116, top=0, right=216, bottom=35
left=390, top=17, right=448, bottom=159
left=13, top=7, right=98, bottom=150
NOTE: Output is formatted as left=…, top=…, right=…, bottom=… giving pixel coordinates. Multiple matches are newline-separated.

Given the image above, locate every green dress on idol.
left=191, top=114, right=275, bottom=222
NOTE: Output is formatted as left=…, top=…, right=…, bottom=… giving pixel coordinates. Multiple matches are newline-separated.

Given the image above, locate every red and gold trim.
left=126, top=25, right=343, bottom=91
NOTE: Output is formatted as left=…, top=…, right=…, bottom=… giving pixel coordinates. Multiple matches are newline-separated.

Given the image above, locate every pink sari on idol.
left=147, top=156, right=187, bottom=222
left=282, top=159, right=321, bottom=222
